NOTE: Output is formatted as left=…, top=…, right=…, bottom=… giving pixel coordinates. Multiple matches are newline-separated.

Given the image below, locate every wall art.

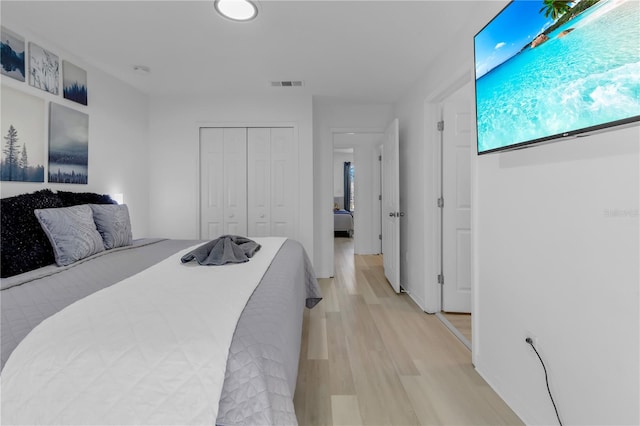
left=49, top=102, right=88, bottom=184
left=1, top=27, right=26, bottom=81
left=29, top=42, right=59, bottom=94
left=62, top=60, right=87, bottom=105
left=1, top=85, right=45, bottom=182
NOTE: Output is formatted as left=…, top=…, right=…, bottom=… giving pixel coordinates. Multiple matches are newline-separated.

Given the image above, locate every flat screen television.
left=474, top=0, right=640, bottom=155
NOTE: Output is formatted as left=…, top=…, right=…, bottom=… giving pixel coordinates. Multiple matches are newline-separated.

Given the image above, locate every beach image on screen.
left=474, top=0, right=640, bottom=153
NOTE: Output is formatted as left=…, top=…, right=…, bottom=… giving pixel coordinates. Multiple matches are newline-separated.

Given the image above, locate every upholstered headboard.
left=0, top=190, right=115, bottom=278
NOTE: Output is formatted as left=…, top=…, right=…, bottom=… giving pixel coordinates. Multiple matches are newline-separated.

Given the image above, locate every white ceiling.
left=2, top=1, right=505, bottom=103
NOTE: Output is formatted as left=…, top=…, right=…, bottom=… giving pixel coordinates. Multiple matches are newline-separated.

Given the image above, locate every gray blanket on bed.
left=180, top=235, right=261, bottom=265
left=1, top=238, right=322, bottom=426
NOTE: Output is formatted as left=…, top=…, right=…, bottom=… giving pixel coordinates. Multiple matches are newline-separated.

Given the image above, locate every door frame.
left=196, top=121, right=298, bottom=241
left=423, top=68, right=479, bottom=360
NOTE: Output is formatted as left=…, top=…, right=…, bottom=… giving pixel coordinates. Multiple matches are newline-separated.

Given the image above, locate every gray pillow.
left=34, top=205, right=105, bottom=266
left=90, top=204, right=133, bottom=249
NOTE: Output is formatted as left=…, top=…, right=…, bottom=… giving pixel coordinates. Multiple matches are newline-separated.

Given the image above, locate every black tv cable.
left=526, top=337, right=563, bottom=426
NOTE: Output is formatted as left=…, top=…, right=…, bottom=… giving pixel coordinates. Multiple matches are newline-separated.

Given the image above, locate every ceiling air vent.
left=271, top=80, right=304, bottom=87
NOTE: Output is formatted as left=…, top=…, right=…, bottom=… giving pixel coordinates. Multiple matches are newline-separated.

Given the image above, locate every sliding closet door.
left=247, top=128, right=271, bottom=237
left=247, top=127, right=297, bottom=238
left=222, top=128, right=248, bottom=236
left=200, top=128, right=225, bottom=239
left=270, top=127, right=297, bottom=237
left=200, top=128, right=247, bottom=239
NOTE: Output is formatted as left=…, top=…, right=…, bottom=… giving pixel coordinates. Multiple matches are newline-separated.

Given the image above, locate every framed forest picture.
left=0, top=85, right=45, bottom=182
left=63, top=60, right=87, bottom=105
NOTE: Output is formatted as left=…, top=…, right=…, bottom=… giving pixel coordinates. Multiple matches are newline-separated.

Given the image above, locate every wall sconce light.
left=111, top=193, right=124, bottom=204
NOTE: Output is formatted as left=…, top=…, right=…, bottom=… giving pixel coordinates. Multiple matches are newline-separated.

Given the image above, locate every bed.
left=333, top=197, right=354, bottom=237
left=0, top=190, right=321, bottom=425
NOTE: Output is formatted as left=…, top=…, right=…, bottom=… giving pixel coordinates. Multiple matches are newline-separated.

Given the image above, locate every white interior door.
left=442, top=100, right=472, bottom=312
left=382, top=118, right=401, bottom=293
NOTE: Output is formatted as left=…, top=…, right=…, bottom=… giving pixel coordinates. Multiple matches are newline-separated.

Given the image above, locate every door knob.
left=398, top=212, right=405, bottom=217
left=389, top=212, right=396, bottom=217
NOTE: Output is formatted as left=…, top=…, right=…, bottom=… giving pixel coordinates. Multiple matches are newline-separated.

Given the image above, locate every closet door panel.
left=199, top=128, right=225, bottom=240
left=223, top=128, right=247, bottom=236
left=247, top=128, right=271, bottom=237
left=270, top=127, right=297, bottom=238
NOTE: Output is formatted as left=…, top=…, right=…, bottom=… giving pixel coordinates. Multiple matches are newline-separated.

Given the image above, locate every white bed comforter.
left=1, top=237, right=286, bottom=425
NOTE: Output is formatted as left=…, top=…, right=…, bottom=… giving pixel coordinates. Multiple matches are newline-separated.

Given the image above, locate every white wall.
left=476, top=127, right=639, bottom=425
left=147, top=93, right=314, bottom=262
left=313, top=98, right=393, bottom=277
left=0, top=23, right=150, bottom=238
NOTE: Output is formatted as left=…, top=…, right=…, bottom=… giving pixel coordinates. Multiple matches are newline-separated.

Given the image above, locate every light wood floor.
left=293, top=238, right=522, bottom=426
left=441, top=313, right=472, bottom=344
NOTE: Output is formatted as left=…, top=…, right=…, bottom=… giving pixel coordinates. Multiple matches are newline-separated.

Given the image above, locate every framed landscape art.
left=1, top=86, right=45, bottom=182
left=49, top=103, right=89, bottom=184
left=1, top=27, right=26, bottom=81
left=63, top=60, right=88, bottom=105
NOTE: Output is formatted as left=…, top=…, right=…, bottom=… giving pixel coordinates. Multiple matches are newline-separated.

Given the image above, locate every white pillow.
left=34, top=205, right=105, bottom=266
left=90, top=204, right=133, bottom=249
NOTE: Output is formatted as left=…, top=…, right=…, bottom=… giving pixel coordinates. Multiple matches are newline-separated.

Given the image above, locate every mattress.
left=1, top=238, right=321, bottom=425
left=334, top=210, right=354, bottom=233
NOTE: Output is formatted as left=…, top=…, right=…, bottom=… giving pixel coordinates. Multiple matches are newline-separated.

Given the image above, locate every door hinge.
left=437, top=197, right=444, bottom=208
left=378, top=194, right=382, bottom=201
left=437, top=120, right=444, bottom=132
left=378, top=155, right=382, bottom=161
left=437, top=274, right=444, bottom=285
left=379, top=234, right=382, bottom=240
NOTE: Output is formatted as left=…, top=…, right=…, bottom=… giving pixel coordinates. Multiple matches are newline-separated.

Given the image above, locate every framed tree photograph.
left=0, top=85, right=45, bottom=182
left=29, top=42, right=59, bottom=95
left=49, top=103, right=88, bottom=184
left=1, top=27, right=26, bottom=81
left=62, top=60, right=87, bottom=105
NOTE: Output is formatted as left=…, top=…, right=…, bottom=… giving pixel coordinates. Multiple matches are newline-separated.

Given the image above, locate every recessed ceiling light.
left=214, top=0, right=258, bottom=22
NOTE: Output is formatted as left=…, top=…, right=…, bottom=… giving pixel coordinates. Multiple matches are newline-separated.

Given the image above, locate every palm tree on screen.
left=539, top=0, right=572, bottom=20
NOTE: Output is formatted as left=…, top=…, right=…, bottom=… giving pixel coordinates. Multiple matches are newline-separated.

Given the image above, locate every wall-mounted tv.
left=474, top=0, right=640, bottom=155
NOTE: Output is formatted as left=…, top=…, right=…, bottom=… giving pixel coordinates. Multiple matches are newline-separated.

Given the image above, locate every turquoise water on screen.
left=476, top=0, right=640, bottom=152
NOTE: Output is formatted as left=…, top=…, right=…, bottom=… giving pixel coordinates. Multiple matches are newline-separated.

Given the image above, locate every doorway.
left=332, top=132, right=383, bottom=259
left=434, top=81, right=474, bottom=348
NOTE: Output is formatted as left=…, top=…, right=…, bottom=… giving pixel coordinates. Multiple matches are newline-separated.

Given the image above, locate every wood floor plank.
left=326, top=312, right=356, bottom=395
left=368, top=303, right=420, bottom=376
left=308, top=298, right=329, bottom=360
left=304, top=360, right=332, bottom=426
left=330, top=395, right=362, bottom=426
left=319, top=278, right=340, bottom=313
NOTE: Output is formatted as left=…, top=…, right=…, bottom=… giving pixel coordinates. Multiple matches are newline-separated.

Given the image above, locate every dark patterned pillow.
left=0, top=190, right=63, bottom=277
left=57, top=191, right=115, bottom=206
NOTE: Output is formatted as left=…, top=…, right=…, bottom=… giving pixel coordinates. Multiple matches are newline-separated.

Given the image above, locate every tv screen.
left=474, top=0, right=640, bottom=155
